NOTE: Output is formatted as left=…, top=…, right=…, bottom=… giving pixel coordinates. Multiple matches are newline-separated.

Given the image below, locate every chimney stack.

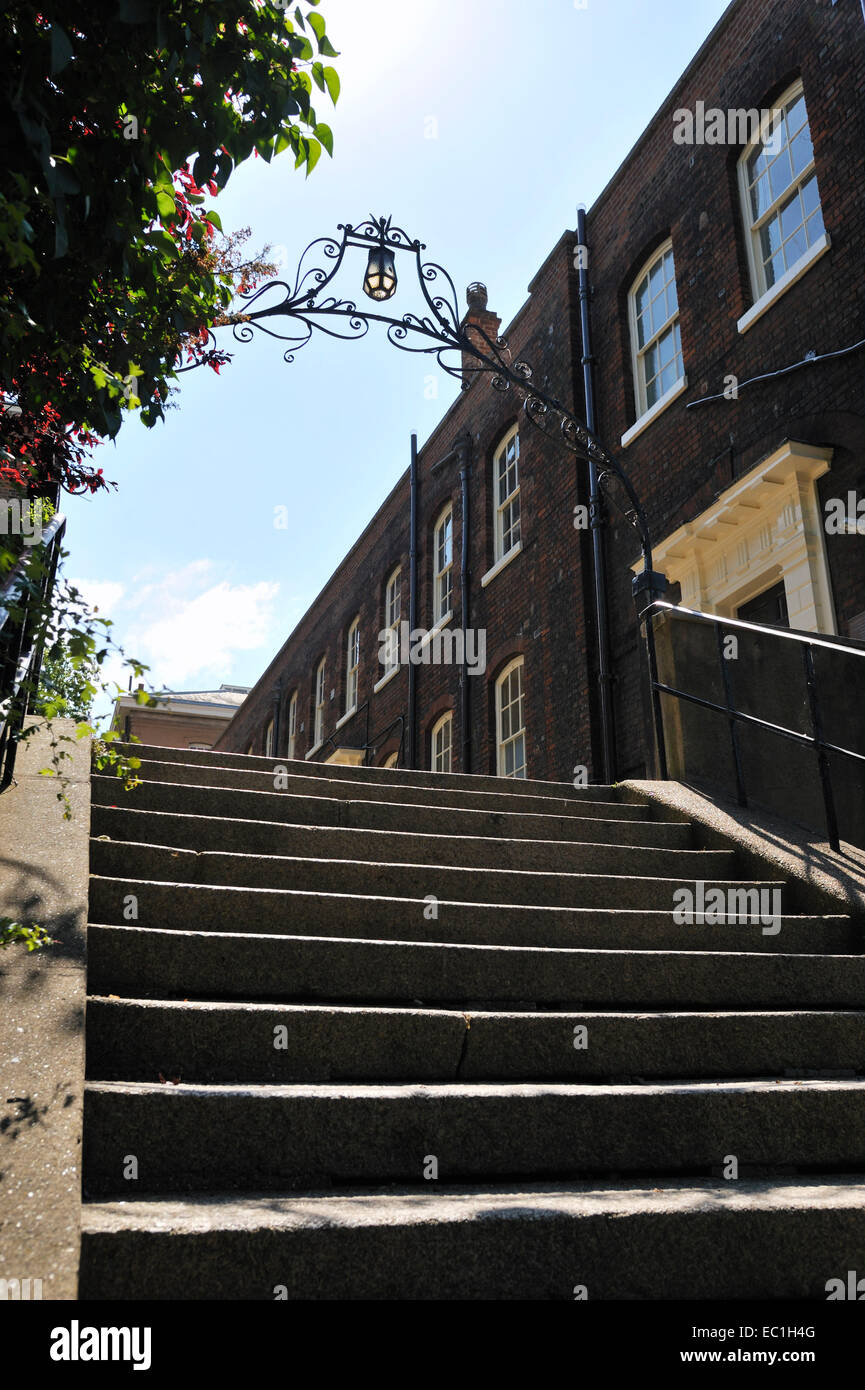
left=460, top=282, right=501, bottom=388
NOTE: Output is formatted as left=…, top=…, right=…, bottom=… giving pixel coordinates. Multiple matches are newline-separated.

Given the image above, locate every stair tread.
left=85, top=1076, right=865, bottom=1096
left=80, top=1172, right=865, bottom=1230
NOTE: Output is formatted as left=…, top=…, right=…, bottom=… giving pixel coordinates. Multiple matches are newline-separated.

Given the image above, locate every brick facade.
left=218, top=0, right=865, bottom=783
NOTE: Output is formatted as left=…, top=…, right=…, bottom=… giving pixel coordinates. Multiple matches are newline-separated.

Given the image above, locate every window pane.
left=767, top=150, right=792, bottom=203
left=805, top=206, right=825, bottom=243
left=800, top=173, right=820, bottom=218
left=785, top=93, right=807, bottom=137
left=789, top=125, right=813, bottom=178
left=779, top=192, right=802, bottom=242
left=750, top=173, right=771, bottom=221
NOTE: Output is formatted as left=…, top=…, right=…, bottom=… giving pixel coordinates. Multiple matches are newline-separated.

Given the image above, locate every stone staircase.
left=78, top=747, right=865, bottom=1300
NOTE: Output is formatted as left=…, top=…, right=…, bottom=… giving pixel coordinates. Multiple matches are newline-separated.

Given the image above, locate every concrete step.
left=86, top=997, right=865, bottom=1084
left=87, top=926, right=865, bottom=1008
left=90, top=784, right=655, bottom=842
left=92, top=769, right=648, bottom=821
left=82, top=1077, right=865, bottom=1194
left=78, top=1175, right=865, bottom=1299
left=121, top=742, right=592, bottom=801
left=87, top=879, right=849, bottom=951
left=89, top=838, right=738, bottom=900
left=91, top=803, right=696, bottom=856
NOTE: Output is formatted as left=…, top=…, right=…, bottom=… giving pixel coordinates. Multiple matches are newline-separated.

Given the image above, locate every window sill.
left=305, top=740, right=323, bottom=760
left=737, top=233, right=831, bottom=335
left=621, top=375, right=688, bottom=448
left=335, top=706, right=357, bottom=730
left=418, top=610, right=453, bottom=650
left=481, top=541, right=522, bottom=588
left=373, top=665, right=400, bottom=694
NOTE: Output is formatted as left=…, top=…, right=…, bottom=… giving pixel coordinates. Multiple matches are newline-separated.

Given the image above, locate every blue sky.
left=66, top=0, right=730, bottom=713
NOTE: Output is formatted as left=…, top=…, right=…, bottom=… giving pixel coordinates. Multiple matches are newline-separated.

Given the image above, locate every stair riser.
left=83, top=1086, right=865, bottom=1193
left=119, top=761, right=624, bottom=817
left=91, top=775, right=649, bottom=824
left=87, top=926, right=865, bottom=1007
left=78, top=1201, right=865, bottom=1300
left=86, top=999, right=865, bottom=1084
left=121, top=744, right=604, bottom=800
left=89, top=839, right=737, bottom=903
left=90, top=804, right=695, bottom=855
left=88, top=878, right=835, bottom=950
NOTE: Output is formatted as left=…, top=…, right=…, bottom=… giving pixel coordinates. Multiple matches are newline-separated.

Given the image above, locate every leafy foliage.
left=0, top=917, right=56, bottom=951
left=0, top=1, right=339, bottom=490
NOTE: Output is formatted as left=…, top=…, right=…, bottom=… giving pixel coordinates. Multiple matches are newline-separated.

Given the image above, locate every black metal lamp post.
left=202, top=214, right=669, bottom=779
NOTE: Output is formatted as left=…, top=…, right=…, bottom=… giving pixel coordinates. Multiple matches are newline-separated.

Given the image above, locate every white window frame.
left=264, top=719, right=274, bottom=758
left=384, top=566, right=401, bottom=673
left=494, top=426, right=521, bottom=563
left=431, top=711, right=453, bottom=774
left=433, top=505, right=453, bottom=624
left=496, top=658, right=527, bottom=780
left=287, top=690, right=297, bottom=760
left=314, top=658, right=326, bottom=747
left=737, top=80, right=826, bottom=310
left=628, top=240, right=684, bottom=421
left=346, top=617, right=360, bottom=715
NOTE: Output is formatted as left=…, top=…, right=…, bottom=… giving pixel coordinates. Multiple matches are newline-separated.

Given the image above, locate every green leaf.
left=322, top=66, right=340, bottom=103
left=313, top=123, right=333, bottom=157
left=311, top=61, right=326, bottom=93
left=318, top=36, right=339, bottom=58
left=204, top=209, right=222, bottom=231
left=305, top=137, right=322, bottom=176
left=307, top=12, right=326, bottom=44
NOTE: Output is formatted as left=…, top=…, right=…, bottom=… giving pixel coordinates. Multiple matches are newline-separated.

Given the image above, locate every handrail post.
left=716, top=621, right=748, bottom=807
left=802, top=643, right=840, bottom=851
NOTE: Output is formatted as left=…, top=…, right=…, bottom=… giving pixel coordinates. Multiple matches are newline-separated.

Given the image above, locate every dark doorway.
left=737, top=580, right=790, bottom=628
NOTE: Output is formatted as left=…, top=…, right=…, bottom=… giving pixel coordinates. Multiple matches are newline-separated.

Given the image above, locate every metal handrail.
left=641, top=600, right=865, bottom=850
left=0, top=512, right=67, bottom=791
left=308, top=698, right=406, bottom=769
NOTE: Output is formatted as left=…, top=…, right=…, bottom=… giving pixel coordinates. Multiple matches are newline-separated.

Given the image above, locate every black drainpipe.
left=407, top=431, right=419, bottom=769
left=576, top=204, right=615, bottom=784
left=458, top=435, right=472, bottom=773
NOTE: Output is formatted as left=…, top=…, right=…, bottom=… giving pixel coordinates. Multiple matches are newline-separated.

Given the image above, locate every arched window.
left=433, top=505, right=453, bottom=623
left=737, top=81, right=825, bottom=302
left=383, top=751, right=398, bottom=769
left=346, top=617, right=360, bottom=714
left=496, top=658, right=526, bottom=779
left=494, top=426, right=520, bottom=563
left=431, top=711, right=453, bottom=774
left=264, top=719, right=274, bottom=758
left=313, top=657, right=326, bottom=747
left=628, top=241, right=683, bottom=417
left=286, top=690, right=298, bottom=760
left=383, top=566, right=401, bottom=673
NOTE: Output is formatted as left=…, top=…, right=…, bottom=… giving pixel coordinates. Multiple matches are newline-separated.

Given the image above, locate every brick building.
left=218, top=0, right=865, bottom=783
left=113, top=684, right=250, bottom=751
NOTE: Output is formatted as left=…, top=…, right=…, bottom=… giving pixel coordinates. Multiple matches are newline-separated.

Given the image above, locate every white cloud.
left=69, top=578, right=125, bottom=618
left=72, top=561, right=281, bottom=695
left=137, top=584, right=279, bottom=686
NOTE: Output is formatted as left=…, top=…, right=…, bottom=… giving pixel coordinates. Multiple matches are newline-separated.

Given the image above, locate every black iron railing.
left=311, top=699, right=406, bottom=769
left=0, top=512, right=66, bottom=791
left=642, top=600, right=865, bottom=851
